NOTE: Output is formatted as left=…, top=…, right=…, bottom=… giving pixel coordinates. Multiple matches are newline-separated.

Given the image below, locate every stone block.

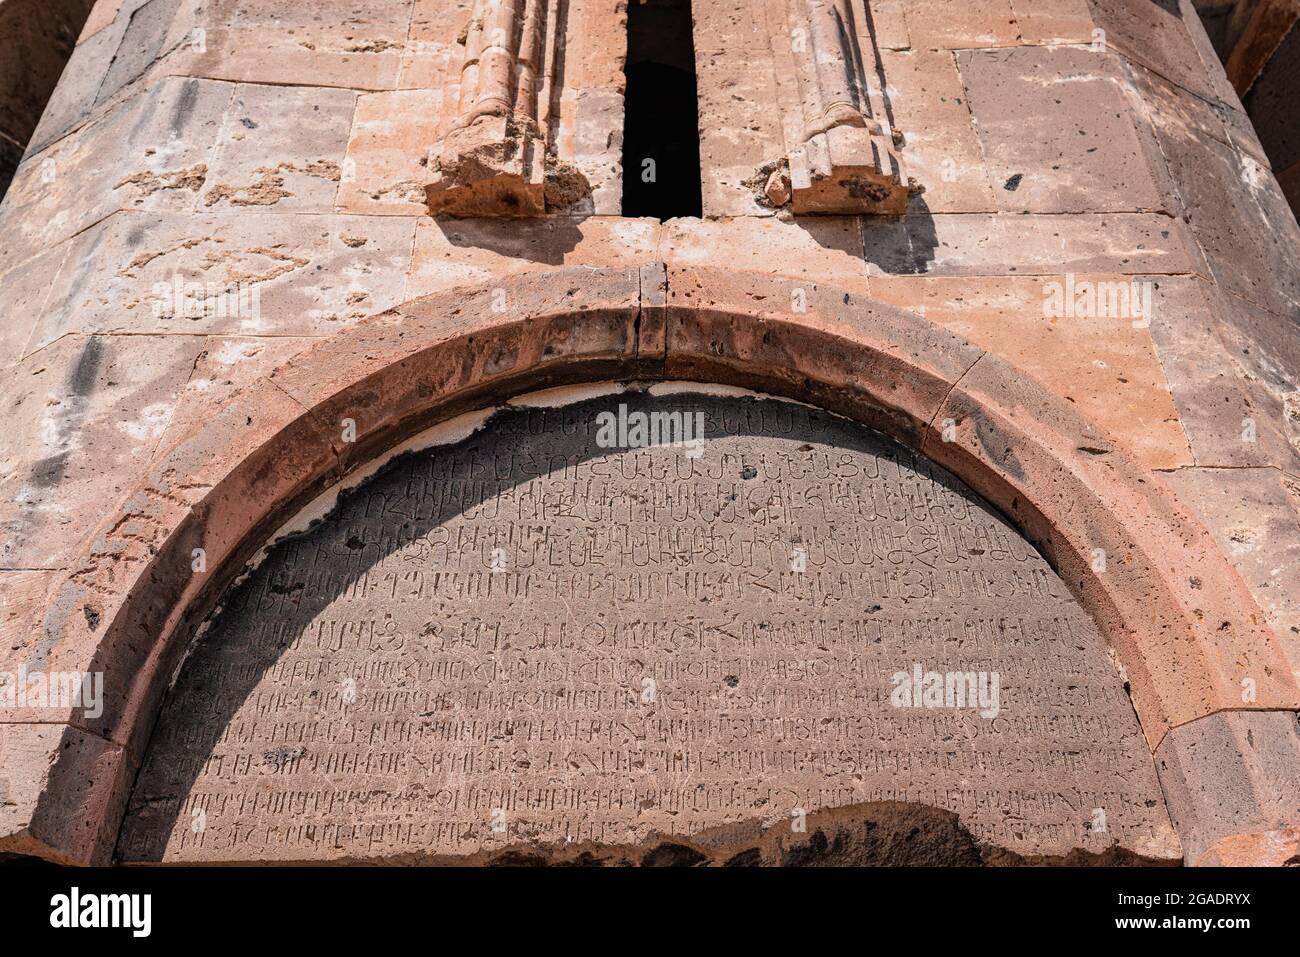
left=860, top=211, right=1205, bottom=276
left=1147, top=276, right=1300, bottom=471
left=1155, top=711, right=1300, bottom=866
left=662, top=216, right=870, bottom=293
left=174, top=0, right=410, bottom=90
left=870, top=274, right=1193, bottom=470
left=0, top=240, right=72, bottom=368
left=406, top=215, right=660, bottom=297
left=25, top=10, right=127, bottom=155
left=1087, top=0, right=1235, bottom=105
left=1166, top=466, right=1300, bottom=673
left=694, top=46, right=784, bottom=218
left=904, top=0, right=1019, bottom=50
left=1128, top=58, right=1300, bottom=319
left=95, top=0, right=183, bottom=107
left=0, top=334, right=206, bottom=570
left=883, top=48, right=996, bottom=214
left=1011, top=0, right=1095, bottom=44
left=0, top=75, right=231, bottom=276
left=29, top=210, right=417, bottom=347
left=0, top=723, right=127, bottom=865
left=202, top=83, right=356, bottom=213
left=338, top=90, right=445, bottom=216
left=959, top=46, right=1170, bottom=214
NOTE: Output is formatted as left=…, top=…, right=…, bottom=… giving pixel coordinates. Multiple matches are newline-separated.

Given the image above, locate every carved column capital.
left=426, top=0, right=558, bottom=217
left=766, top=0, right=916, bottom=215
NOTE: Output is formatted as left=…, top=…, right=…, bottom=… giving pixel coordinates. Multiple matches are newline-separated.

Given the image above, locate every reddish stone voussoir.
left=3, top=265, right=1297, bottom=864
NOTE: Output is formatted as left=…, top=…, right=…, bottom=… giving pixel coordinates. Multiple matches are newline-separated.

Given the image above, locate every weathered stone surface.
left=1132, top=53, right=1300, bottom=319
left=903, top=0, right=1019, bottom=49
left=695, top=43, right=784, bottom=218
left=118, top=391, right=1178, bottom=863
left=0, top=334, right=205, bottom=570
left=27, top=210, right=417, bottom=347
left=1147, top=276, right=1300, bottom=471
left=338, top=90, right=446, bottom=216
left=0, top=723, right=127, bottom=865
left=1167, top=467, right=1300, bottom=672
left=0, top=564, right=88, bottom=736
left=1011, top=0, right=1094, bottom=45
left=1088, top=0, right=1237, bottom=105
left=0, top=75, right=231, bottom=276
left=662, top=217, right=870, bottom=293
left=0, top=239, right=72, bottom=368
left=426, top=115, right=549, bottom=217
left=407, top=215, right=660, bottom=293
left=561, top=87, right=624, bottom=215
left=959, top=46, right=1170, bottom=214
left=154, top=336, right=315, bottom=456
left=21, top=0, right=122, bottom=155
left=202, top=84, right=355, bottom=213
left=869, top=274, right=1193, bottom=470
left=1155, top=710, right=1300, bottom=866
left=883, top=48, right=996, bottom=214
left=95, top=0, right=183, bottom=108
left=172, top=0, right=410, bottom=90
left=4, top=0, right=1300, bottom=868
left=79, top=0, right=135, bottom=42
left=860, top=212, right=1205, bottom=276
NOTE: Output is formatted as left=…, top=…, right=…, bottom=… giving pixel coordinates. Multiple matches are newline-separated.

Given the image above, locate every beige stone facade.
left=0, top=0, right=1298, bottom=866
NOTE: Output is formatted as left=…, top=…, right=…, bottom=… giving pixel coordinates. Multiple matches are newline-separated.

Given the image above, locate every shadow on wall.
left=430, top=214, right=587, bottom=264
left=859, top=195, right=939, bottom=275
left=1192, top=0, right=1300, bottom=214
left=0, top=0, right=95, bottom=198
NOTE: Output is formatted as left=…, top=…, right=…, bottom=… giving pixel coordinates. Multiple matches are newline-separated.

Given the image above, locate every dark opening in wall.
left=0, top=0, right=95, bottom=200
left=621, top=0, right=702, bottom=219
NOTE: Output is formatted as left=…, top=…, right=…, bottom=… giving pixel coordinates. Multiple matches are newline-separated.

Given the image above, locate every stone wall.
left=0, top=0, right=1298, bottom=865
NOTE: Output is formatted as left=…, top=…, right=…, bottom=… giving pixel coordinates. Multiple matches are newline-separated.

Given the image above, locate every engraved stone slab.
left=119, top=391, right=1179, bottom=864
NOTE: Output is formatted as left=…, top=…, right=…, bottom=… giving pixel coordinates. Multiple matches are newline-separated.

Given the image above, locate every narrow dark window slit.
left=621, top=0, right=703, bottom=219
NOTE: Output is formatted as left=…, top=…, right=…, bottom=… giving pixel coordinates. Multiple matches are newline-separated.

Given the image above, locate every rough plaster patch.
left=213, top=340, right=266, bottom=366
left=116, top=402, right=175, bottom=442
left=39, top=394, right=85, bottom=457
left=507, top=382, right=623, bottom=409
left=1228, top=527, right=1259, bottom=557
left=1241, top=155, right=1269, bottom=193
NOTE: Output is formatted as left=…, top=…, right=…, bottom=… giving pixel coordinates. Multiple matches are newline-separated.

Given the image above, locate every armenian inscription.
left=120, top=391, right=1177, bottom=863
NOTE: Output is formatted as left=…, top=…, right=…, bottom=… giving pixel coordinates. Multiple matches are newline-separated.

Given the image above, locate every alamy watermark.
left=0, top=666, right=103, bottom=719
left=594, top=403, right=705, bottom=457
left=1042, top=274, right=1155, bottom=327
left=890, top=662, right=1000, bottom=719
left=152, top=272, right=262, bottom=323
left=50, top=888, right=151, bottom=937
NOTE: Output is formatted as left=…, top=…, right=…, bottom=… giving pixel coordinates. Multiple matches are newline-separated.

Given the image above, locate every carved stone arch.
left=6, top=265, right=1297, bottom=864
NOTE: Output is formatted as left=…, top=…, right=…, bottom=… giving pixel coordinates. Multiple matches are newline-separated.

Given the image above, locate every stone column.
left=425, top=0, right=557, bottom=216
left=773, top=0, right=913, bottom=214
